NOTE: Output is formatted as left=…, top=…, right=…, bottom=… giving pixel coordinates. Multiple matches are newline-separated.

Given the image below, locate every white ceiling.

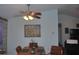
left=0, top=4, right=79, bottom=19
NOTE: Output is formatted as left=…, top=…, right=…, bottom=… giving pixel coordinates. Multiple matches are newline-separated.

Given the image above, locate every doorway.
left=58, top=23, right=63, bottom=46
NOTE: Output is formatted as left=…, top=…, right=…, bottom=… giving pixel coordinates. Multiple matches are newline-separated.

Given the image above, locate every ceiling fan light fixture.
left=16, top=4, right=41, bottom=21
left=28, top=16, right=34, bottom=20
left=23, top=16, right=29, bottom=20
left=23, top=15, right=34, bottom=20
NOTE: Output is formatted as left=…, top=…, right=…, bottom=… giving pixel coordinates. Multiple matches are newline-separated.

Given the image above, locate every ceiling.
left=0, top=4, right=79, bottom=19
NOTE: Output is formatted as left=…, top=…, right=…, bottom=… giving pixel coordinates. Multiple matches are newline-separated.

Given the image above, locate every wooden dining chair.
left=16, top=46, right=22, bottom=55
left=50, top=46, right=64, bottom=55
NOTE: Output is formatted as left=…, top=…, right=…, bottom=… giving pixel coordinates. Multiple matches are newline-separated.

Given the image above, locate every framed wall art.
left=24, top=24, right=41, bottom=37
left=65, top=27, right=69, bottom=34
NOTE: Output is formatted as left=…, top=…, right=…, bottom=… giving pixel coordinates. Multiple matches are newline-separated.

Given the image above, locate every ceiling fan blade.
left=34, top=16, right=41, bottom=19
left=35, top=12, right=41, bottom=15
left=30, top=11, right=41, bottom=16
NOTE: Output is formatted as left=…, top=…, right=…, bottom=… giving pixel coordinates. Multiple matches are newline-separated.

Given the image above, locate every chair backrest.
left=16, top=46, right=22, bottom=55
left=50, top=46, right=63, bottom=55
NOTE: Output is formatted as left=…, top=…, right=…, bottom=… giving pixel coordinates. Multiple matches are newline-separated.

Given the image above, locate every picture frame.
left=65, top=27, right=69, bottom=34
left=76, top=24, right=79, bottom=28
left=24, top=24, right=41, bottom=37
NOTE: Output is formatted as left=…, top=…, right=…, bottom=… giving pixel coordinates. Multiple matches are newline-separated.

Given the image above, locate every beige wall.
left=7, top=9, right=58, bottom=54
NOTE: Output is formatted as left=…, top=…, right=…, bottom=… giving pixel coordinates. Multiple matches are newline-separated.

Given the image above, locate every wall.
left=7, top=9, right=58, bottom=55
left=58, top=14, right=79, bottom=46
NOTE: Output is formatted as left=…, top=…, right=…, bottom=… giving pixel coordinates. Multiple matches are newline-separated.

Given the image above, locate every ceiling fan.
left=15, top=4, right=42, bottom=20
